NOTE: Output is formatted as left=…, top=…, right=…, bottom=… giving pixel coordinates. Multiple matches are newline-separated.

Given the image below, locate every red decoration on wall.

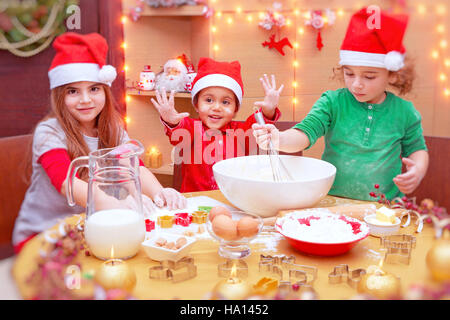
left=262, top=34, right=293, bottom=56
left=316, top=30, right=324, bottom=51
left=305, top=9, right=336, bottom=51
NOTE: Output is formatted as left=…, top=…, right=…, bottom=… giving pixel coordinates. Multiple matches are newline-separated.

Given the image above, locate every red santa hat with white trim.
left=339, top=8, right=409, bottom=71
left=48, top=32, right=117, bottom=89
left=191, top=57, right=244, bottom=109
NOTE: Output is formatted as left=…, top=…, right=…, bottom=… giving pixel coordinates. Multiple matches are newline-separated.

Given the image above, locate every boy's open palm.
left=150, top=88, right=189, bottom=126
left=254, top=74, right=284, bottom=113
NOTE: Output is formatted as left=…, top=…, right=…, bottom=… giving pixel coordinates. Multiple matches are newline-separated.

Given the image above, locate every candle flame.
left=110, top=246, right=115, bottom=260
left=230, top=262, right=237, bottom=278
left=378, top=257, right=384, bottom=269
left=150, top=146, right=157, bottom=154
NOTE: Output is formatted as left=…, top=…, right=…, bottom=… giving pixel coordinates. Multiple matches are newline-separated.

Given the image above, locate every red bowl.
left=275, top=212, right=369, bottom=256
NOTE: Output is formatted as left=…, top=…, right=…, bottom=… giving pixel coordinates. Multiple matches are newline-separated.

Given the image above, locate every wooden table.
left=13, top=190, right=440, bottom=300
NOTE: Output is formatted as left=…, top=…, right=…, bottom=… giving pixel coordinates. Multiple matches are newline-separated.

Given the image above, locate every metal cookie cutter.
left=149, top=257, right=197, bottom=283
left=328, top=264, right=366, bottom=289
left=258, top=254, right=291, bottom=280
left=258, top=254, right=317, bottom=285
left=218, top=259, right=248, bottom=278
left=157, top=215, right=174, bottom=228
left=384, top=247, right=412, bottom=265
left=380, top=234, right=416, bottom=249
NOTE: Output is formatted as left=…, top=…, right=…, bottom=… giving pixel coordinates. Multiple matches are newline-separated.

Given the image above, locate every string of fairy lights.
left=120, top=1, right=449, bottom=124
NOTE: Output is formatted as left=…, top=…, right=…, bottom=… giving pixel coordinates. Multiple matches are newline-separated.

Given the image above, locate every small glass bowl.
left=206, top=210, right=263, bottom=259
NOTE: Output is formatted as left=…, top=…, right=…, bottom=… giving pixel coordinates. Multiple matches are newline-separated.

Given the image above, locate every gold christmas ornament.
left=424, top=218, right=450, bottom=282
left=94, top=259, right=137, bottom=292
left=357, top=266, right=401, bottom=299
left=426, top=238, right=450, bottom=282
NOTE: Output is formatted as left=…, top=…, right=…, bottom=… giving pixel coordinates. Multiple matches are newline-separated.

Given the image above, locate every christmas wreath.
left=0, top=0, right=79, bottom=57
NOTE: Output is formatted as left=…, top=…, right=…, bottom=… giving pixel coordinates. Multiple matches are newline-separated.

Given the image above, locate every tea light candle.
left=94, top=258, right=136, bottom=292
left=357, top=261, right=401, bottom=299
left=84, top=209, right=145, bottom=260
left=145, top=146, right=162, bottom=169
left=211, top=263, right=252, bottom=300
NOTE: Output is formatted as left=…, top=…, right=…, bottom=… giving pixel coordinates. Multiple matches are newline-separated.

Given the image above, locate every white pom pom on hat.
left=384, top=51, right=404, bottom=71
left=98, top=65, right=117, bottom=85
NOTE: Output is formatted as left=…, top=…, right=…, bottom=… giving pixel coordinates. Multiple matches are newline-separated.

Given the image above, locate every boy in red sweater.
left=151, top=57, right=284, bottom=192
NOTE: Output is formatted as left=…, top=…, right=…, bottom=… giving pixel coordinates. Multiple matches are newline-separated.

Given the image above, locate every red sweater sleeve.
left=38, top=148, right=72, bottom=193
left=161, top=116, right=195, bottom=146
left=239, top=107, right=282, bottom=130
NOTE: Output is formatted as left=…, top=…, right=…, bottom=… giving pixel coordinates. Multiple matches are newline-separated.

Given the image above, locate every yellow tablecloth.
left=13, top=190, right=440, bottom=300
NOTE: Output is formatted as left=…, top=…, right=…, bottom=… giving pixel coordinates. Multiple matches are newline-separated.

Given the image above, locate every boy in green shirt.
left=252, top=8, right=429, bottom=201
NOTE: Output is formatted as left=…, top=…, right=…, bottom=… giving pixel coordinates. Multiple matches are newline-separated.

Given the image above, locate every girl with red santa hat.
left=151, top=57, right=284, bottom=192
left=253, top=7, right=429, bottom=201
left=13, top=32, right=186, bottom=253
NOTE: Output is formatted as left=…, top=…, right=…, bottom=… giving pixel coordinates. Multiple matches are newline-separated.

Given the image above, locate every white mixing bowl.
left=213, top=155, right=336, bottom=217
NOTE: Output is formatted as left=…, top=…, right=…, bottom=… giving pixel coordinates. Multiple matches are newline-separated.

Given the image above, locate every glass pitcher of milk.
left=66, top=140, right=146, bottom=260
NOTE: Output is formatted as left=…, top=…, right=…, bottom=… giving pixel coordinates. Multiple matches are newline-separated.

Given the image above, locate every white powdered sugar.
left=278, top=209, right=369, bottom=243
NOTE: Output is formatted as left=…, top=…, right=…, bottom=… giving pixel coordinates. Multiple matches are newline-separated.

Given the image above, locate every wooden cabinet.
left=122, top=1, right=212, bottom=176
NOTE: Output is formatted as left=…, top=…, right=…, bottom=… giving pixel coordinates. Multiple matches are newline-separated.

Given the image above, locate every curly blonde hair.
left=332, top=55, right=416, bottom=96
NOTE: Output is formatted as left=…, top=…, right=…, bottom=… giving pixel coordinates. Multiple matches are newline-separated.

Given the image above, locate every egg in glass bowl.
left=206, top=206, right=263, bottom=259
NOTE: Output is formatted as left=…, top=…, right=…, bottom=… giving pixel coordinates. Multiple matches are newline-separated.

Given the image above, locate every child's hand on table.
left=254, top=74, right=284, bottom=118
left=150, top=88, right=190, bottom=126
left=153, top=187, right=187, bottom=210
left=393, top=157, right=423, bottom=194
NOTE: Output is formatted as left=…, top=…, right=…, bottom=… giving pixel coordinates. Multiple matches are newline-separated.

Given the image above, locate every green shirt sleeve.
left=292, top=91, right=333, bottom=150
left=401, top=103, right=428, bottom=157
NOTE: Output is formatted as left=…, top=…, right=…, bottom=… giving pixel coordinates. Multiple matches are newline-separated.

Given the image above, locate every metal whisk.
left=254, top=108, right=294, bottom=182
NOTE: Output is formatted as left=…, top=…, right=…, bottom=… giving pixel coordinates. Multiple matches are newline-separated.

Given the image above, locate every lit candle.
left=145, top=146, right=162, bottom=169
left=357, top=259, right=401, bottom=299
left=211, top=263, right=252, bottom=300
left=94, top=247, right=137, bottom=292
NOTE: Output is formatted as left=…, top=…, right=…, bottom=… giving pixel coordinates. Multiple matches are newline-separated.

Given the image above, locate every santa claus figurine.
left=155, top=59, right=189, bottom=93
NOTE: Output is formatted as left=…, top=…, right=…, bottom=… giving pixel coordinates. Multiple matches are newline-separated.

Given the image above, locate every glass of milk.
left=67, top=141, right=146, bottom=260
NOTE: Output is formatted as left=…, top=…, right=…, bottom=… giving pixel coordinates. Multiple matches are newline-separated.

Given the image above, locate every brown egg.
left=237, top=216, right=260, bottom=238
left=212, top=214, right=238, bottom=241
left=209, top=206, right=232, bottom=222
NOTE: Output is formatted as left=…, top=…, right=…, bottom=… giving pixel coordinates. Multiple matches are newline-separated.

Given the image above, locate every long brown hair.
left=25, top=83, right=125, bottom=181
left=332, top=55, right=416, bottom=96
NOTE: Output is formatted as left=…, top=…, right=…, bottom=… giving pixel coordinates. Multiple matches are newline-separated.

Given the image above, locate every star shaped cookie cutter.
left=258, top=254, right=317, bottom=285
left=328, top=264, right=366, bottom=289
left=148, top=256, right=197, bottom=283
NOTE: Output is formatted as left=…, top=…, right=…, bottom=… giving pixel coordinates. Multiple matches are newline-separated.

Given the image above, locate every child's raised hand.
left=254, top=74, right=284, bottom=116
left=251, top=123, right=280, bottom=150
left=150, top=88, right=189, bottom=126
left=393, top=158, right=423, bottom=194
left=153, top=187, right=187, bottom=210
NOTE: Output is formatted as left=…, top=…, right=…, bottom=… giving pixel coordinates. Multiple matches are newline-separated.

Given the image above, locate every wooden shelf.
left=147, top=163, right=174, bottom=175
left=127, top=88, right=191, bottom=99
left=124, top=5, right=205, bottom=17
